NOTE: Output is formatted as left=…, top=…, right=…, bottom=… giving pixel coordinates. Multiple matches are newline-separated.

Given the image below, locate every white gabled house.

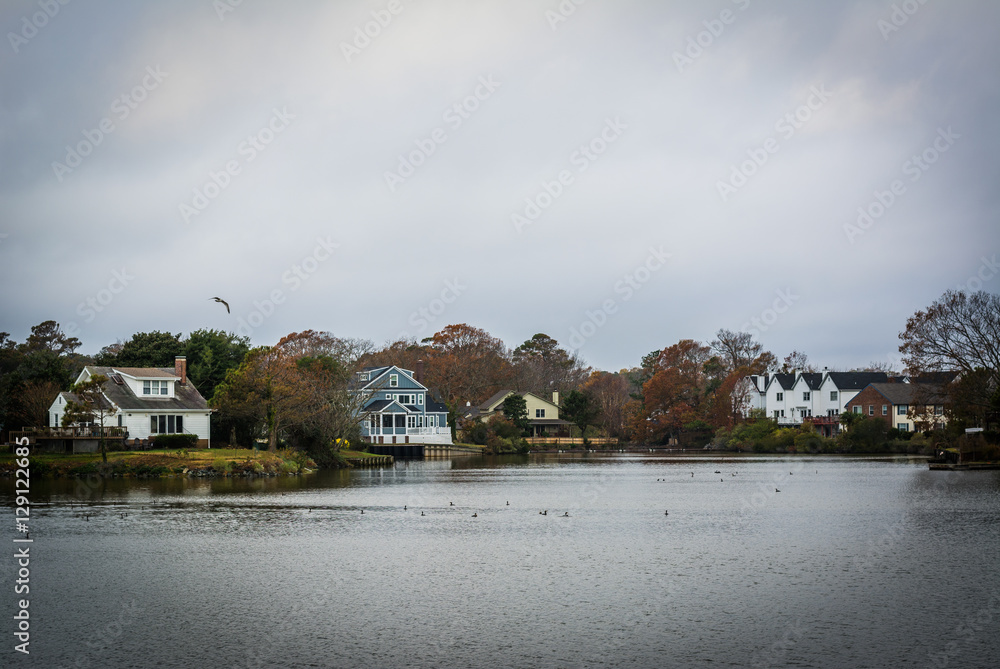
left=49, top=356, right=212, bottom=448
left=354, top=364, right=452, bottom=445
left=744, top=370, right=890, bottom=436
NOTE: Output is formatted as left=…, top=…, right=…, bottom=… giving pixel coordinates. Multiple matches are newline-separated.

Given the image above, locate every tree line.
left=2, top=289, right=996, bottom=456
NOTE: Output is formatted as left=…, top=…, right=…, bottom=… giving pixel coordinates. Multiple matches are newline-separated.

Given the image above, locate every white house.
left=746, top=370, right=889, bottom=435
left=49, top=357, right=212, bottom=447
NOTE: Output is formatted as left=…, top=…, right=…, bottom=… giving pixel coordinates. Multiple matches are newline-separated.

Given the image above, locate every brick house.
left=845, top=382, right=948, bottom=432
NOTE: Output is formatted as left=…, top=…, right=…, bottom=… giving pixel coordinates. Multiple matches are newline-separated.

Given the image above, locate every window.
left=853, top=405, right=862, bottom=414
left=773, top=410, right=780, bottom=418
left=776, top=393, right=783, bottom=401
left=389, top=374, right=398, bottom=387
left=899, top=423, right=909, bottom=432
left=830, top=391, right=838, bottom=401
left=536, top=409, right=545, bottom=418
left=868, top=405, right=874, bottom=416
left=398, top=395, right=412, bottom=405
left=417, top=394, right=423, bottom=405
left=118, top=415, right=123, bottom=427
left=803, top=392, right=811, bottom=401
left=150, top=415, right=184, bottom=434
left=407, top=415, right=416, bottom=429
left=935, top=405, right=943, bottom=416
left=898, top=405, right=907, bottom=415
left=143, top=380, right=168, bottom=396
left=882, top=405, right=888, bottom=416
left=359, top=372, right=370, bottom=381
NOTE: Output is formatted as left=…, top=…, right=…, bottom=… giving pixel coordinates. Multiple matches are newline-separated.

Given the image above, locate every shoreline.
left=0, top=448, right=392, bottom=479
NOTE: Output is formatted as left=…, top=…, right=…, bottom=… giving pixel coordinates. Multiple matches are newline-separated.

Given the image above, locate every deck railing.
left=10, top=426, right=129, bottom=441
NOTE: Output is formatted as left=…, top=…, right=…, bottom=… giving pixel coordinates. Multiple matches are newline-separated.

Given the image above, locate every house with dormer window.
left=46, top=356, right=212, bottom=449
left=354, top=365, right=451, bottom=444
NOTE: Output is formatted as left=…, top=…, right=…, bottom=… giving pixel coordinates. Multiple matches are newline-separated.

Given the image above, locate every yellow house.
left=470, top=390, right=571, bottom=437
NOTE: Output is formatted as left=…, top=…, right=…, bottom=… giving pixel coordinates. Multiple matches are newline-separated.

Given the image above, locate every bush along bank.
left=0, top=449, right=318, bottom=479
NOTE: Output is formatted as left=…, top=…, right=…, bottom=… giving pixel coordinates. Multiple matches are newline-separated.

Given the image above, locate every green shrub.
left=152, top=434, right=198, bottom=450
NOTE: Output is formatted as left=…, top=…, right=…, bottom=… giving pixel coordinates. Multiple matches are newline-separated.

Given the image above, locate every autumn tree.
left=581, top=371, right=634, bottom=441
left=422, top=324, right=512, bottom=406
left=900, top=290, right=999, bottom=406
left=511, top=333, right=589, bottom=396
left=711, top=329, right=775, bottom=375
left=781, top=350, right=816, bottom=373
left=211, top=331, right=370, bottom=464
left=62, top=374, right=114, bottom=463
left=636, top=340, right=713, bottom=444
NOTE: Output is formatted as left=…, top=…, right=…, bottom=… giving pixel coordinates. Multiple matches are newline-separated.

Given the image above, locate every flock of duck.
left=74, top=468, right=799, bottom=523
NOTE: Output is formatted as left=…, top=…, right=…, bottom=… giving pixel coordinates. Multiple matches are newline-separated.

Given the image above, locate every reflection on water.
left=4, top=454, right=999, bottom=668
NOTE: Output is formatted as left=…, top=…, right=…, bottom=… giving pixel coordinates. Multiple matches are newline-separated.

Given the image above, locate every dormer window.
left=143, top=380, right=168, bottom=396
left=360, top=372, right=370, bottom=382
left=389, top=374, right=398, bottom=387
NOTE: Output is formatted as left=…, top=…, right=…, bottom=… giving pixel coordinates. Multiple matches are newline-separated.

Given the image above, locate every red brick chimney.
left=415, top=359, right=424, bottom=385
left=175, top=356, right=187, bottom=385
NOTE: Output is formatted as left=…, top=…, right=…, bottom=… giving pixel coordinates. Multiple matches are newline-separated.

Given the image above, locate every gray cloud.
left=1, top=0, right=998, bottom=372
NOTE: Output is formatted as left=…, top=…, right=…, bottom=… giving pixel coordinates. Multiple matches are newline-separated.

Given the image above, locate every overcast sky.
left=1, top=0, right=997, bottom=373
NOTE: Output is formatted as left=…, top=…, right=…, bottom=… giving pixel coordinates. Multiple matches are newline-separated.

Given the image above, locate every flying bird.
left=209, top=297, right=230, bottom=313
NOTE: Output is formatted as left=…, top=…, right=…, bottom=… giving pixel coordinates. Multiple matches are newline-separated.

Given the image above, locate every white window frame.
left=418, top=394, right=423, bottom=405
left=536, top=408, right=545, bottom=418
left=830, top=391, right=838, bottom=401
left=776, top=392, right=783, bottom=401
left=803, top=392, right=810, bottom=401
left=389, top=374, right=398, bottom=388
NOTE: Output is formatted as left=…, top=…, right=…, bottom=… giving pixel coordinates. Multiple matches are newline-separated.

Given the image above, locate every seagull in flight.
left=209, top=297, right=230, bottom=313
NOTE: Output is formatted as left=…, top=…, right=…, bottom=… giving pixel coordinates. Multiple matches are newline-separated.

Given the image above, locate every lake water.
left=4, top=454, right=1000, bottom=668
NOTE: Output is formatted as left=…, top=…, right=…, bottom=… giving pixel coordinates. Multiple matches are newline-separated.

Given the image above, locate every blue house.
left=355, top=365, right=452, bottom=444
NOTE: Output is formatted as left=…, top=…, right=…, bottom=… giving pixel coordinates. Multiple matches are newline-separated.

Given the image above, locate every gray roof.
left=84, top=366, right=209, bottom=412
left=426, top=400, right=448, bottom=414
left=855, top=383, right=947, bottom=405
left=801, top=373, right=824, bottom=390
left=771, top=374, right=796, bottom=391
left=826, top=372, right=889, bottom=390
left=479, top=390, right=511, bottom=411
